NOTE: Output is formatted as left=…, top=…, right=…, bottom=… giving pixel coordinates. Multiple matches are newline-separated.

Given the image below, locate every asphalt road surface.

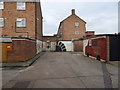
left=2, top=52, right=118, bottom=88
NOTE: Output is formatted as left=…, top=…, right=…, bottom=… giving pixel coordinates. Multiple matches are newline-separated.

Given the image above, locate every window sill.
left=17, top=9, right=26, bottom=11
left=16, top=27, right=26, bottom=28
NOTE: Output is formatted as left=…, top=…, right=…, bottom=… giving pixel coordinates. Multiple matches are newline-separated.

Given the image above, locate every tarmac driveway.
left=2, top=52, right=118, bottom=88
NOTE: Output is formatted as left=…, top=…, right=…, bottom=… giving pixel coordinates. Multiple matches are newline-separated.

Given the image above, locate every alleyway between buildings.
left=2, top=52, right=118, bottom=88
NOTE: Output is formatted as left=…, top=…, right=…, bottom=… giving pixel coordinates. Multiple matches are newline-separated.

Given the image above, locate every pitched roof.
left=57, top=14, right=86, bottom=34
left=60, top=14, right=86, bottom=24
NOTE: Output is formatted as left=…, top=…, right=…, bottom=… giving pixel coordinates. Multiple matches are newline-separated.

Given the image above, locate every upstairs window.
left=16, top=18, right=26, bottom=27
left=0, top=18, right=4, bottom=27
left=75, top=22, right=79, bottom=27
left=17, top=2, right=26, bottom=10
left=0, top=2, right=4, bottom=9
left=75, top=30, right=79, bottom=35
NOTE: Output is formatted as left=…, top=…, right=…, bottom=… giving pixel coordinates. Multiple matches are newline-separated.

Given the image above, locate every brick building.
left=56, top=9, right=94, bottom=52
left=57, top=9, right=86, bottom=41
left=42, top=9, right=94, bottom=52
left=0, top=1, right=43, bottom=62
left=0, top=1, right=42, bottom=40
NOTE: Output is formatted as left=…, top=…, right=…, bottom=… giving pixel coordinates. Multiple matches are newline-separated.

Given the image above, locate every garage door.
left=56, top=41, right=74, bottom=52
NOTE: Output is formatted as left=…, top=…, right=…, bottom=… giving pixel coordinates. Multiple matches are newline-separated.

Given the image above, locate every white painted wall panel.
left=61, top=41, right=74, bottom=51
left=36, top=40, right=42, bottom=54
left=83, top=40, right=89, bottom=55
left=42, top=42, right=46, bottom=51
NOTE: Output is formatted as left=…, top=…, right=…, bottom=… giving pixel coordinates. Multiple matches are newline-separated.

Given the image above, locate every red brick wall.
left=57, top=10, right=86, bottom=41
left=74, top=40, right=83, bottom=52
left=42, top=36, right=57, bottom=42
left=7, top=39, right=37, bottom=62
left=2, top=2, right=36, bottom=39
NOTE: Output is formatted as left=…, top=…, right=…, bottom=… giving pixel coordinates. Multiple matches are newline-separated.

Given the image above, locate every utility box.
left=5, top=43, right=13, bottom=51
left=0, top=38, right=12, bottom=62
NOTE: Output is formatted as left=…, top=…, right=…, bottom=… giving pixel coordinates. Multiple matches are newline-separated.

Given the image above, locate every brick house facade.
left=42, top=9, right=94, bottom=52
left=57, top=9, right=86, bottom=41
left=56, top=9, right=94, bottom=52
left=0, top=1, right=43, bottom=62
left=0, top=1, right=42, bottom=40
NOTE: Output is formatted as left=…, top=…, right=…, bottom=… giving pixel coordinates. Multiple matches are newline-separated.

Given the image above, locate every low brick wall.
left=7, top=39, right=37, bottom=62
left=74, top=40, right=83, bottom=52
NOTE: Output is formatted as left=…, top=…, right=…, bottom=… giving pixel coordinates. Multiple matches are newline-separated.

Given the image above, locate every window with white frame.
left=17, top=2, right=26, bottom=10
left=16, top=18, right=26, bottom=27
left=75, top=30, right=79, bottom=35
left=75, top=22, right=79, bottom=27
left=0, top=18, right=4, bottom=27
left=0, top=2, right=4, bottom=9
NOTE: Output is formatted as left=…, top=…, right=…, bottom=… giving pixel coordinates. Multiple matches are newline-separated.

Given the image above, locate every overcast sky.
left=41, top=1, right=118, bottom=36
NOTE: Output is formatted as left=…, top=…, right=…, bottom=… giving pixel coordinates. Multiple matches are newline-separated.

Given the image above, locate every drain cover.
left=12, top=81, right=30, bottom=88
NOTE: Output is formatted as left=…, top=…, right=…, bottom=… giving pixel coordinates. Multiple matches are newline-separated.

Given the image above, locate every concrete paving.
left=2, top=52, right=119, bottom=88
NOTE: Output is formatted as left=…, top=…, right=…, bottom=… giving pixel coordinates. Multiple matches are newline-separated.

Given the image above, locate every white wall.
left=36, top=40, right=42, bottom=54
left=60, top=41, right=74, bottom=52
left=42, top=42, right=46, bottom=51
left=83, top=40, right=89, bottom=55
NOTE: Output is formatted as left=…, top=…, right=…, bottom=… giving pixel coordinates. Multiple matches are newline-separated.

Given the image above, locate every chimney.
left=72, top=9, right=75, bottom=15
